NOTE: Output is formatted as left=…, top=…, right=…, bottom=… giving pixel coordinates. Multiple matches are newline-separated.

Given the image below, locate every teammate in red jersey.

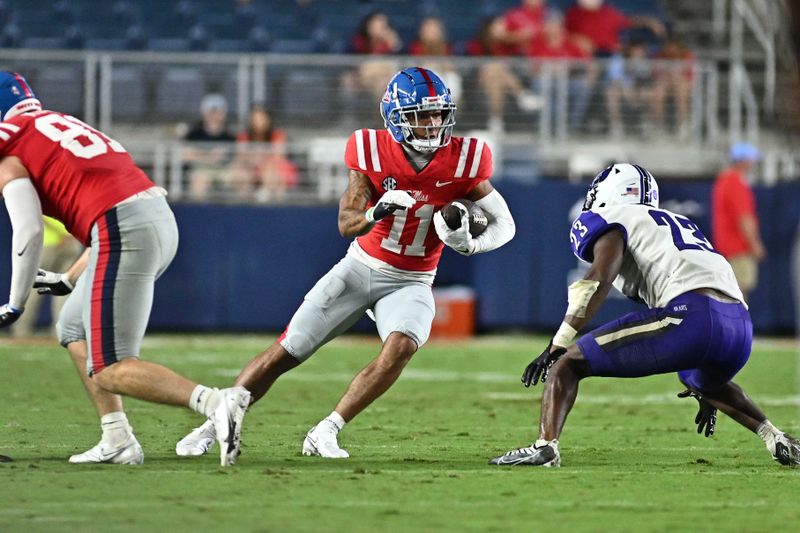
left=0, top=72, right=249, bottom=466
left=176, top=67, right=516, bottom=458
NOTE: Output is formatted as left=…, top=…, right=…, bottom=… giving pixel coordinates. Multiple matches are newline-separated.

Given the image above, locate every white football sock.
left=189, top=385, right=221, bottom=418
left=325, top=411, right=346, bottom=432
left=101, top=411, right=132, bottom=448
left=535, top=438, right=558, bottom=449
left=757, top=420, right=781, bottom=442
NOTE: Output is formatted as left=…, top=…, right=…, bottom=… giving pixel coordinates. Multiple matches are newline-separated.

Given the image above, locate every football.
left=440, top=199, right=488, bottom=237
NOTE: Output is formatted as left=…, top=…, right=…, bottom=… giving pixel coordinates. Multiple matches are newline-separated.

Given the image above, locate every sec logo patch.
left=382, top=177, right=397, bottom=191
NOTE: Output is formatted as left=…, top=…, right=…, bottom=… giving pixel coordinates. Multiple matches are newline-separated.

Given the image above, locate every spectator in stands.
left=499, top=0, right=547, bottom=55
left=349, top=10, right=401, bottom=55
left=712, top=143, right=767, bottom=302
left=653, top=35, right=696, bottom=139
left=408, top=17, right=462, bottom=102
left=467, top=15, right=542, bottom=132
left=232, top=103, right=299, bottom=203
left=527, top=10, right=593, bottom=131
left=409, top=16, right=452, bottom=56
left=564, top=0, right=666, bottom=57
left=605, top=38, right=662, bottom=137
left=10, top=217, right=82, bottom=338
left=342, top=10, right=401, bottom=126
left=182, top=93, right=236, bottom=199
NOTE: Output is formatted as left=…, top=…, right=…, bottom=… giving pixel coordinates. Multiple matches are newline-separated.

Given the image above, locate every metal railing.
left=0, top=49, right=735, bottom=201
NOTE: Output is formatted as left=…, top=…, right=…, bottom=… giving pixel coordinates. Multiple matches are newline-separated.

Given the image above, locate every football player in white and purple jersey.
left=175, top=67, right=516, bottom=459
left=0, top=71, right=250, bottom=467
left=490, top=163, right=799, bottom=467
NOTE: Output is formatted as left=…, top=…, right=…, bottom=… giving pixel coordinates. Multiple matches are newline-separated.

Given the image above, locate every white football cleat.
left=69, top=434, right=144, bottom=465
left=211, top=386, right=251, bottom=466
left=302, top=420, right=349, bottom=458
left=175, top=419, right=216, bottom=457
left=766, top=432, right=800, bottom=466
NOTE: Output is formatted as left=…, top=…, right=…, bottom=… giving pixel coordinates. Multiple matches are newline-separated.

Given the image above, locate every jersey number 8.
left=35, top=114, right=127, bottom=160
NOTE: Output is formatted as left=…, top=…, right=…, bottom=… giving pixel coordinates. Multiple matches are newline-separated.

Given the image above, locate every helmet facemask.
left=386, top=98, right=456, bottom=153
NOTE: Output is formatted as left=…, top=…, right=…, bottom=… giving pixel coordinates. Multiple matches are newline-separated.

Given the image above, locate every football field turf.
left=1, top=333, right=799, bottom=532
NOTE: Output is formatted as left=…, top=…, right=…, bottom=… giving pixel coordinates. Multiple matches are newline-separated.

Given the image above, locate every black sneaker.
left=489, top=441, right=561, bottom=467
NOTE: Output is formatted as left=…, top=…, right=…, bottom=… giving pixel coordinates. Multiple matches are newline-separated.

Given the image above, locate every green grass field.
left=1, top=333, right=799, bottom=532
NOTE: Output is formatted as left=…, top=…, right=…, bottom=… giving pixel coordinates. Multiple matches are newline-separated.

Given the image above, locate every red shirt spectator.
left=528, top=36, right=587, bottom=58
left=409, top=17, right=453, bottom=56
left=712, top=166, right=758, bottom=257
left=502, top=0, right=547, bottom=54
left=466, top=16, right=518, bottom=56
left=565, top=1, right=631, bottom=55
left=350, top=11, right=401, bottom=54
left=527, top=14, right=589, bottom=59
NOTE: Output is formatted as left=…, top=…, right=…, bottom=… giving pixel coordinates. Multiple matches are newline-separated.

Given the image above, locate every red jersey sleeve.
left=462, top=139, right=493, bottom=195
left=475, top=141, right=493, bottom=182
left=344, top=131, right=363, bottom=171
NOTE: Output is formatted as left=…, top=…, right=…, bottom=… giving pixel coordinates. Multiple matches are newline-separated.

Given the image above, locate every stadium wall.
left=2, top=180, right=798, bottom=334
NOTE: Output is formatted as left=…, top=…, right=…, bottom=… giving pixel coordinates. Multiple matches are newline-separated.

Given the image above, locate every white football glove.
left=365, top=190, right=416, bottom=223
left=433, top=208, right=473, bottom=256
left=33, top=269, right=74, bottom=296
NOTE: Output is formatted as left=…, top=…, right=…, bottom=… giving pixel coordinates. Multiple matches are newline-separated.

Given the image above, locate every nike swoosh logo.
left=16, top=243, right=28, bottom=256
left=435, top=181, right=453, bottom=187
left=95, top=448, right=123, bottom=460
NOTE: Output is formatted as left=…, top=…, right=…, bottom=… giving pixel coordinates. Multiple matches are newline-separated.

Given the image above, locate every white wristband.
left=553, top=322, right=578, bottom=348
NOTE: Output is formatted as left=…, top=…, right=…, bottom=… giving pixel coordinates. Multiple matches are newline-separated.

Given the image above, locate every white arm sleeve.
left=3, top=178, right=44, bottom=309
left=468, top=189, right=516, bottom=254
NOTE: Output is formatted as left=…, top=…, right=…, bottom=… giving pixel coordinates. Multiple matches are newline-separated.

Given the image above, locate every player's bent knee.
left=385, top=331, right=418, bottom=354
left=389, top=319, right=428, bottom=349
left=559, top=348, right=593, bottom=380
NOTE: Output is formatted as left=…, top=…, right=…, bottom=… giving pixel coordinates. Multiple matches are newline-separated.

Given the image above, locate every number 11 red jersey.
left=344, top=129, right=492, bottom=272
left=0, top=110, right=154, bottom=244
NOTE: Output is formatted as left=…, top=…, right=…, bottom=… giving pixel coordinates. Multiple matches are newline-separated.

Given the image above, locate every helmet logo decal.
left=10, top=86, right=19, bottom=96
left=624, top=185, right=639, bottom=197
left=382, top=177, right=397, bottom=191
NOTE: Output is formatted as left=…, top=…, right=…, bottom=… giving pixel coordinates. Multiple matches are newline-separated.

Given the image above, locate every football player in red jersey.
left=0, top=72, right=249, bottom=467
left=176, top=67, right=516, bottom=458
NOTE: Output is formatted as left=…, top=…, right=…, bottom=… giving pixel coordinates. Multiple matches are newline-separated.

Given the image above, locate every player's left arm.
left=464, top=180, right=516, bottom=254
left=553, top=228, right=625, bottom=348
left=522, top=228, right=625, bottom=386
left=0, top=156, right=44, bottom=326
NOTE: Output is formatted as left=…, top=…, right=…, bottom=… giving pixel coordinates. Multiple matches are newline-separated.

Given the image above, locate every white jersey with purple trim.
left=570, top=204, right=745, bottom=309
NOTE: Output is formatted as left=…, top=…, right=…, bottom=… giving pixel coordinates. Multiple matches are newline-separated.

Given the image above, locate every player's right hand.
left=0, top=303, right=22, bottom=328
left=33, top=269, right=74, bottom=296
left=365, top=190, right=416, bottom=223
left=521, top=341, right=567, bottom=387
left=677, top=389, right=717, bottom=437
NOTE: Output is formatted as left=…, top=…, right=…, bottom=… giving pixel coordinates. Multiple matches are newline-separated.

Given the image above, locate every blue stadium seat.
left=33, top=66, right=83, bottom=116
left=148, top=38, right=190, bottom=52
left=208, top=39, right=247, bottom=53
left=269, top=39, right=317, bottom=54
left=156, top=67, right=206, bottom=120
left=278, top=70, right=329, bottom=121
left=22, top=37, right=66, bottom=49
left=85, top=38, right=126, bottom=50
left=111, top=66, right=147, bottom=121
